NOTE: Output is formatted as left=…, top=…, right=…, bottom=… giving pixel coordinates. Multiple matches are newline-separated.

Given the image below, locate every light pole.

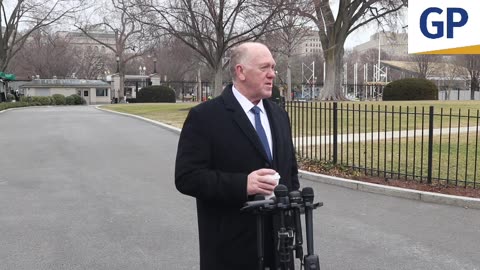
left=139, top=66, right=146, bottom=88
left=116, top=55, right=120, bottom=73
left=153, top=58, right=157, bottom=74
left=139, top=65, right=146, bottom=75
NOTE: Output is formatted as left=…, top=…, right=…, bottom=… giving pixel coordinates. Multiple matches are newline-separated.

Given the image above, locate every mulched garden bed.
left=298, top=159, right=480, bottom=199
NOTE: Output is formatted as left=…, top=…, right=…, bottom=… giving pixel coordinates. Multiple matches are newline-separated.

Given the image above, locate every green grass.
left=298, top=133, right=480, bottom=187
left=100, top=101, right=480, bottom=186
left=287, top=100, right=480, bottom=137
left=101, top=103, right=196, bottom=128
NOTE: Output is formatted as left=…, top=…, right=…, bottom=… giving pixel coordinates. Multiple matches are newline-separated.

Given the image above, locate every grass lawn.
left=101, top=103, right=196, bottom=128
left=100, top=100, right=480, bottom=190
left=101, top=100, right=480, bottom=133
left=298, top=133, right=479, bottom=187
left=287, top=100, right=480, bottom=137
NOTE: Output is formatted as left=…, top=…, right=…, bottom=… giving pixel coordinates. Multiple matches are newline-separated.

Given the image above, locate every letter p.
left=447, top=8, right=468, bottom=38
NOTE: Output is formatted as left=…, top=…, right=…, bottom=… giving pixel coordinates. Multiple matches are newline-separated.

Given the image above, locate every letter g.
left=420, top=7, right=444, bottom=39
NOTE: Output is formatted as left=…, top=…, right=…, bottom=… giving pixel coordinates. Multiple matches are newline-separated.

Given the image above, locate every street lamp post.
left=153, top=58, right=157, bottom=74
left=116, top=55, right=120, bottom=73
left=139, top=66, right=146, bottom=88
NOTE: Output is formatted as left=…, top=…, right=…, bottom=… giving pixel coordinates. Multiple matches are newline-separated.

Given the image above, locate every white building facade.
left=20, top=79, right=111, bottom=105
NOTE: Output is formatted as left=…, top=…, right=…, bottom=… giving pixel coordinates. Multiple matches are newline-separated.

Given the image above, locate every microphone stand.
left=274, top=185, right=295, bottom=270
left=242, top=195, right=276, bottom=270
left=254, top=195, right=265, bottom=270
left=302, top=187, right=322, bottom=270
left=289, top=191, right=304, bottom=261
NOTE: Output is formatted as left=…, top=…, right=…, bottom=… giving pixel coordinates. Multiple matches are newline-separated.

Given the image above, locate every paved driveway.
left=0, top=106, right=479, bottom=270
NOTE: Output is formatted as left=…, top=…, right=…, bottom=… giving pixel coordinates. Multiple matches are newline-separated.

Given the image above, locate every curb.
left=299, top=170, right=480, bottom=210
left=0, top=108, right=16, bottom=114
left=96, top=106, right=480, bottom=210
left=95, top=106, right=182, bottom=134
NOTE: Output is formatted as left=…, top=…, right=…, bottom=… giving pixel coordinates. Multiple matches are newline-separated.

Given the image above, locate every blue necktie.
left=251, top=106, right=272, bottom=161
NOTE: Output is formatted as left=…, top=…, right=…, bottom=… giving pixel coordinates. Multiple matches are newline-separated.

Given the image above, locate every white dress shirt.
left=232, top=85, right=273, bottom=159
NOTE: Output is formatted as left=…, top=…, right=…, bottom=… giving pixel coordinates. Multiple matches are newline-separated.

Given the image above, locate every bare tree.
left=264, top=9, right=312, bottom=100
left=75, top=0, right=150, bottom=101
left=0, top=0, right=86, bottom=72
left=455, top=55, right=480, bottom=100
left=152, top=37, right=200, bottom=81
left=410, top=54, right=437, bottom=79
left=72, top=47, right=110, bottom=79
left=295, top=0, right=406, bottom=100
left=132, top=0, right=286, bottom=97
left=436, top=57, right=462, bottom=100
left=10, top=28, right=76, bottom=79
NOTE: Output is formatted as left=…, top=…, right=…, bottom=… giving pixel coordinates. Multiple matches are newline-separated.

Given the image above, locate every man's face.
left=237, top=45, right=276, bottom=103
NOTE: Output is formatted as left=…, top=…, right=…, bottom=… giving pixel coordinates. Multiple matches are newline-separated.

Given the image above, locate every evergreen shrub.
left=66, top=95, right=75, bottom=105
left=383, top=78, right=438, bottom=100
left=52, top=94, right=66, bottom=105
left=70, top=94, right=86, bottom=105
left=137, top=85, right=176, bottom=103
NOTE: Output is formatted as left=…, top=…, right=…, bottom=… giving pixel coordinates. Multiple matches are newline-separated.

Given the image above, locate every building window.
left=96, top=88, right=108, bottom=96
left=84, top=90, right=89, bottom=97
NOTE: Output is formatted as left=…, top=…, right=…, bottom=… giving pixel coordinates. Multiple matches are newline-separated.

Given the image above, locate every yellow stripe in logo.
left=415, top=45, right=480, bottom=54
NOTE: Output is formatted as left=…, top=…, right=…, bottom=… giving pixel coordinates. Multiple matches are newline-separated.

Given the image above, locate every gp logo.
left=408, top=0, right=480, bottom=54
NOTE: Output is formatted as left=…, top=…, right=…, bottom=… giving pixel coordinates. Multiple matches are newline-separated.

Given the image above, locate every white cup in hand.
left=265, top=173, right=280, bottom=199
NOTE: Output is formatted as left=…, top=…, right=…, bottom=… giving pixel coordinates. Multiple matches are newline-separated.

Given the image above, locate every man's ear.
left=236, top=64, right=246, bottom=81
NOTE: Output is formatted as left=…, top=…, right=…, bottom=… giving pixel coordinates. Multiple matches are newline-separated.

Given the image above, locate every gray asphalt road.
left=0, top=106, right=479, bottom=270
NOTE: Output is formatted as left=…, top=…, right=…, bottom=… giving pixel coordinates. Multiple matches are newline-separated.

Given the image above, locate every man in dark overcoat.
left=175, top=42, right=300, bottom=270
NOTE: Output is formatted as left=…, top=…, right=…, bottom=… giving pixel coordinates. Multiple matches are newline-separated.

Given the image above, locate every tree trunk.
left=212, top=68, right=223, bottom=98
left=319, top=46, right=346, bottom=100
left=119, top=74, right=125, bottom=102
left=471, top=75, right=478, bottom=100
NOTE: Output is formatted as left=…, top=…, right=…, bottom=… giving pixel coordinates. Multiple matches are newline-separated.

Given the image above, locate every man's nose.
left=268, top=69, right=276, bottom=78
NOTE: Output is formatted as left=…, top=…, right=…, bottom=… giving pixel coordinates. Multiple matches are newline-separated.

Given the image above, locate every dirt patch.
left=298, top=159, right=480, bottom=199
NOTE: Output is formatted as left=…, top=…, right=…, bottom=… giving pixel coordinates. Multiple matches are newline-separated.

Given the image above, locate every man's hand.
left=247, top=168, right=278, bottom=195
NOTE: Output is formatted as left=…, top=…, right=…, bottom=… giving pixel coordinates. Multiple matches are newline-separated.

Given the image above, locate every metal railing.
left=285, top=101, right=480, bottom=188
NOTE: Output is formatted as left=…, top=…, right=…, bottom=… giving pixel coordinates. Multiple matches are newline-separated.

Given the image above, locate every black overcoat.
left=175, top=85, right=300, bottom=270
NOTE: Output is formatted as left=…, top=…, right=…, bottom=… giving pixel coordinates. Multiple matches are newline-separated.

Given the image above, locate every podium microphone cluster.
left=241, top=184, right=323, bottom=270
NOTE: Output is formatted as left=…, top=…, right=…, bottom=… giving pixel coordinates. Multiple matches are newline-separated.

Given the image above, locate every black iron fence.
left=285, top=101, right=480, bottom=188
left=165, top=81, right=212, bottom=102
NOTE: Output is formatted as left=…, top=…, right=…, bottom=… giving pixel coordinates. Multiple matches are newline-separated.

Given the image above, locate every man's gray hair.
left=229, top=44, right=248, bottom=81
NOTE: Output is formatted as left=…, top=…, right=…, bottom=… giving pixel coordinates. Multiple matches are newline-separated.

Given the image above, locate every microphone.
left=274, top=184, right=289, bottom=208
left=289, top=190, right=303, bottom=259
left=274, top=185, right=292, bottom=265
left=302, top=187, right=320, bottom=270
left=241, top=196, right=276, bottom=211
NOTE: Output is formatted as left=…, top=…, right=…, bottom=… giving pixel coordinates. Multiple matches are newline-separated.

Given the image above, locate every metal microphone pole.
left=274, top=185, right=294, bottom=270
left=289, top=191, right=303, bottom=260
left=254, top=195, right=266, bottom=270
left=302, top=187, right=321, bottom=270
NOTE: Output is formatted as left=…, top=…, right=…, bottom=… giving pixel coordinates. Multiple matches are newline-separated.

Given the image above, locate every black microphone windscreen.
left=274, top=184, right=288, bottom=198
left=301, top=187, right=314, bottom=202
left=289, top=190, right=302, bottom=202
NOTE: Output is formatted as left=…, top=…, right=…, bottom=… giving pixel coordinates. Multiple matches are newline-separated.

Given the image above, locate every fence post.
left=427, top=106, right=434, bottom=184
left=333, top=102, right=338, bottom=164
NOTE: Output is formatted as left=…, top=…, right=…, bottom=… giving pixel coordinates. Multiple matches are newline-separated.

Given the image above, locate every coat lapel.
left=221, top=85, right=271, bottom=163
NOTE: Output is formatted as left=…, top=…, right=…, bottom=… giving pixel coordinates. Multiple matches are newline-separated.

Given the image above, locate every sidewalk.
left=294, top=125, right=480, bottom=146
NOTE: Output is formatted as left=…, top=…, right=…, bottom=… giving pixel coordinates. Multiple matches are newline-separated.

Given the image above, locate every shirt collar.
left=232, top=85, right=266, bottom=114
